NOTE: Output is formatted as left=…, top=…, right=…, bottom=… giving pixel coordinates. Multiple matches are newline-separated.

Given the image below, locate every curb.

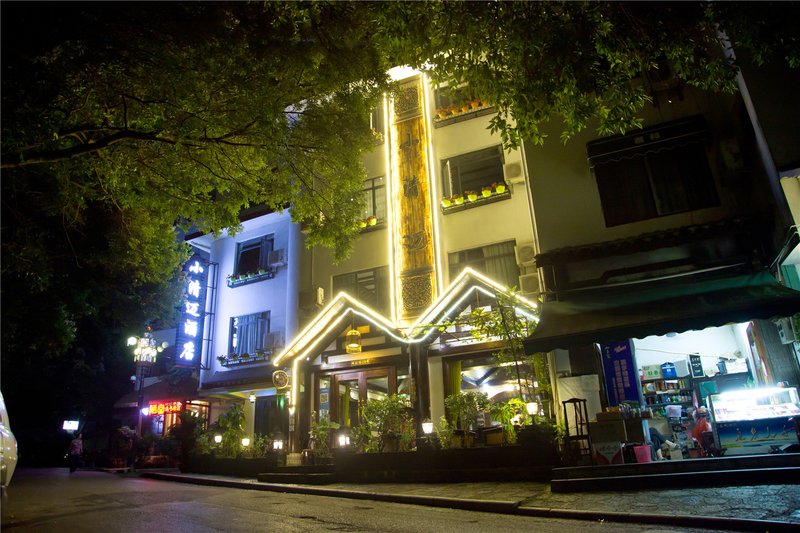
left=141, top=472, right=797, bottom=532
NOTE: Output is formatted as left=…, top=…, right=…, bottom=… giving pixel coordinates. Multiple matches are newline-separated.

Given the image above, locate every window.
left=449, top=241, right=519, bottom=289
left=441, top=146, right=505, bottom=197
left=434, top=84, right=475, bottom=111
left=369, top=103, right=384, bottom=141
left=234, top=236, right=274, bottom=277
left=360, top=176, right=386, bottom=222
left=592, top=133, right=719, bottom=227
left=229, top=311, right=270, bottom=356
left=333, top=267, right=390, bottom=316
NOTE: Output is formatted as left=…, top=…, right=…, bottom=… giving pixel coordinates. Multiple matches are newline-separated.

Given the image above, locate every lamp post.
left=127, top=329, right=168, bottom=437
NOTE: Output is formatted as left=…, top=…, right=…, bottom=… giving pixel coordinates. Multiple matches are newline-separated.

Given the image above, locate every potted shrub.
left=257, top=268, right=267, bottom=276
left=237, top=273, right=246, bottom=281
left=449, top=104, right=459, bottom=116
left=444, top=391, right=490, bottom=447
left=436, top=108, right=449, bottom=120
left=493, top=182, right=506, bottom=194
left=490, top=397, right=528, bottom=445
left=358, top=219, right=368, bottom=229
left=368, top=215, right=377, bottom=226
left=465, top=190, right=478, bottom=202
left=361, top=394, right=412, bottom=452
left=470, top=99, right=481, bottom=110
left=217, top=354, right=228, bottom=366
left=309, top=413, right=338, bottom=464
left=441, top=197, right=452, bottom=208
left=461, top=101, right=471, bottom=113
left=453, top=195, right=465, bottom=205
left=481, top=186, right=492, bottom=198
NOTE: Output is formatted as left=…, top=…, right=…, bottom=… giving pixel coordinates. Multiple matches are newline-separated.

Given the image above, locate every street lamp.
left=128, top=329, right=168, bottom=437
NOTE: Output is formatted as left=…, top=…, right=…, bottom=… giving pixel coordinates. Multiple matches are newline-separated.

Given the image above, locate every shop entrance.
left=323, top=367, right=397, bottom=430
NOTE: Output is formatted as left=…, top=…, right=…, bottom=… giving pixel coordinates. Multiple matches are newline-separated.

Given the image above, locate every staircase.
left=550, top=453, right=800, bottom=492
left=257, top=464, right=336, bottom=485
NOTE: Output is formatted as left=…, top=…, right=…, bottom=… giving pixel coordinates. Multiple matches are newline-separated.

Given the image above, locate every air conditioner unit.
left=503, top=162, right=523, bottom=184
left=775, top=317, right=798, bottom=344
left=268, top=249, right=286, bottom=268
left=518, top=273, right=540, bottom=295
left=299, top=287, right=325, bottom=309
left=515, top=242, right=536, bottom=266
left=266, top=332, right=284, bottom=351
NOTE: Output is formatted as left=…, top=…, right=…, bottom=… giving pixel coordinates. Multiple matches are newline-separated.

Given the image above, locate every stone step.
left=552, top=452, right=800, bottom=480
left=551, top=466, right=800, bottom=493
left=257, top=472, right=337, bottom=485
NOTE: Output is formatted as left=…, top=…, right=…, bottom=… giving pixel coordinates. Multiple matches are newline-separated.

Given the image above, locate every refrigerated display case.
left=708, top=387, right=800, bottom=455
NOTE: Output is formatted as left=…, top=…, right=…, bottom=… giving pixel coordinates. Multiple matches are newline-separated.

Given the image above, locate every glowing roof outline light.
left=273, top=268, right=538, bottom=368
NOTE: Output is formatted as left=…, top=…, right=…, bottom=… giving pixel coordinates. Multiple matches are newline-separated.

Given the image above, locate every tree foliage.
left=375, top=1, right=799, bottom=146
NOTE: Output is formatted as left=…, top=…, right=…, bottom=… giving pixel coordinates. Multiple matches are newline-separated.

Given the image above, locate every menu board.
left=689, top=353, right=704, bottom=378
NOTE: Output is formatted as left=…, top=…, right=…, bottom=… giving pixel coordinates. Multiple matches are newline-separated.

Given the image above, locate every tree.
left=374, top=1, right=799, bottom=147
left=1, top=1, right=391, bottom=461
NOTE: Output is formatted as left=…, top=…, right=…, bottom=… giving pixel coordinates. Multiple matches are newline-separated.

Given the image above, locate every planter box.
left=333, top=444, right=558, bottom=483
left=181, top=455, right=280, bottom=477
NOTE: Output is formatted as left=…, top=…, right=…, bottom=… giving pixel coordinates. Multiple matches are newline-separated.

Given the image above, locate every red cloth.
left=691, top=417, right=711, bottom=442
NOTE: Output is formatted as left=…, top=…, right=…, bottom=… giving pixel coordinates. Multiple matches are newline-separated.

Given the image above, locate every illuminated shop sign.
left=148, top=401, right=182, bottom=415
left=175, top=249, right=209, bottom=368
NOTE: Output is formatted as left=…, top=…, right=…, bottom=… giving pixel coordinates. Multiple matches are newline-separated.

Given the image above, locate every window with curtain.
left=593, top=141, right=719, bottom=227
left=333, top=266, right=390, bottom=315
left=229, top=311, right=270, bottom=356
left=448, top=240, right=519, bottom=289
left=360, top=176, right=386, bottom=222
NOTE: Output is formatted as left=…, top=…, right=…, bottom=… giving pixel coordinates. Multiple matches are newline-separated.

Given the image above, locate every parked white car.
left=1, top=391, right=18, bottom=493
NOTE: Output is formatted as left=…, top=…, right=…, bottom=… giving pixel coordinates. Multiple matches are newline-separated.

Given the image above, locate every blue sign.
left=600, top=340, right=641, bottom=406
left=174, top=248, right=209, bottom=368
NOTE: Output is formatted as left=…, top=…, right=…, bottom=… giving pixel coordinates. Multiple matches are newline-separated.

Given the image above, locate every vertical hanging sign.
left=175, top=248, right=209, bottom=368
left=600, top=340, right=641, bottom=406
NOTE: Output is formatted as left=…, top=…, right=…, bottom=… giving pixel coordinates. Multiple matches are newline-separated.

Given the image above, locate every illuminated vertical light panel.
left=175, top=249, right=209, bottom=368
left=390, top=75, right=437, bottom=326
left=421, top=73, right=445, bottom=297
left=384, top=92, right=399, bottom=324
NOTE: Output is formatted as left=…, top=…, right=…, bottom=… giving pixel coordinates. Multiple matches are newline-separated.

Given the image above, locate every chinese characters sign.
left=175, top=249, right=209, bottom=368
left=600, top=340, right=641, bottom=406
left=148, top=401, right=182, bottom=415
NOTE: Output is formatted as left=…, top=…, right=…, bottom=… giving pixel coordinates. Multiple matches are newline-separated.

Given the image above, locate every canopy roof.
left=524, top=270, right=800, bottom=353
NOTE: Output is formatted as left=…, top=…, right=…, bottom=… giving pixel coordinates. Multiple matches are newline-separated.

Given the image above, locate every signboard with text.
left=600, top=340, right=641, bottom=406
left=147, top=401, right=182, bottom=415
left=174, top=248, right=209, bottom=368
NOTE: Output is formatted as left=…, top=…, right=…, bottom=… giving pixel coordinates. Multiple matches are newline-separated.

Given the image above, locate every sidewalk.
left=140, top=470, right=800, bottom=532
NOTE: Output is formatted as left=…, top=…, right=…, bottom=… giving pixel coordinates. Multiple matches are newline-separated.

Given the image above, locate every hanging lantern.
left=345, top=328, right=362, bottom=353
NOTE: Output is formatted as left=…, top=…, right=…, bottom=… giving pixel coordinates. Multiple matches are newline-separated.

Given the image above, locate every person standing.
left=68, top=433, right=83, bottom=473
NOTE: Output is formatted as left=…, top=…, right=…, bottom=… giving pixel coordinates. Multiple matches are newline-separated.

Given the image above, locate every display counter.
left=708, top=387, right=800, bottom=455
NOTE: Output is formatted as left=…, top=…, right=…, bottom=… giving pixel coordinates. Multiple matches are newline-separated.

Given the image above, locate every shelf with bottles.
left=641, top=377, right=693, bottom=394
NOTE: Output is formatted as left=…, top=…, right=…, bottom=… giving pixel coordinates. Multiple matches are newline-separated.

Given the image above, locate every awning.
left=586, top=115, right=708, bottom=168
left=524, top=271, right=800, bottom=353
left=199, top=367, right=275, bottom=395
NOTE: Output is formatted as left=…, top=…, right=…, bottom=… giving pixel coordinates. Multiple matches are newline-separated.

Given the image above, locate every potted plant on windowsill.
left=465, top=190, right=478, bottom=202
left=493, top=182, right=506, bottom=194
left=453, top=195, right=465, bottom=205
left=217, top=354, right=228, bottom=366
left=358, top=219, right=368, bottom=229
left=481, top=186, right=492, bottom=198
left=441, top=196, right=452, bottom=208
left=368, top=215, right=377, bottom=226
left=257, top=268, right=267, bottom=276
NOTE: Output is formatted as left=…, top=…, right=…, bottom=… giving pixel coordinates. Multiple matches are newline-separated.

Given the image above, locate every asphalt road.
left=2, top=468, right=726, bottom=532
